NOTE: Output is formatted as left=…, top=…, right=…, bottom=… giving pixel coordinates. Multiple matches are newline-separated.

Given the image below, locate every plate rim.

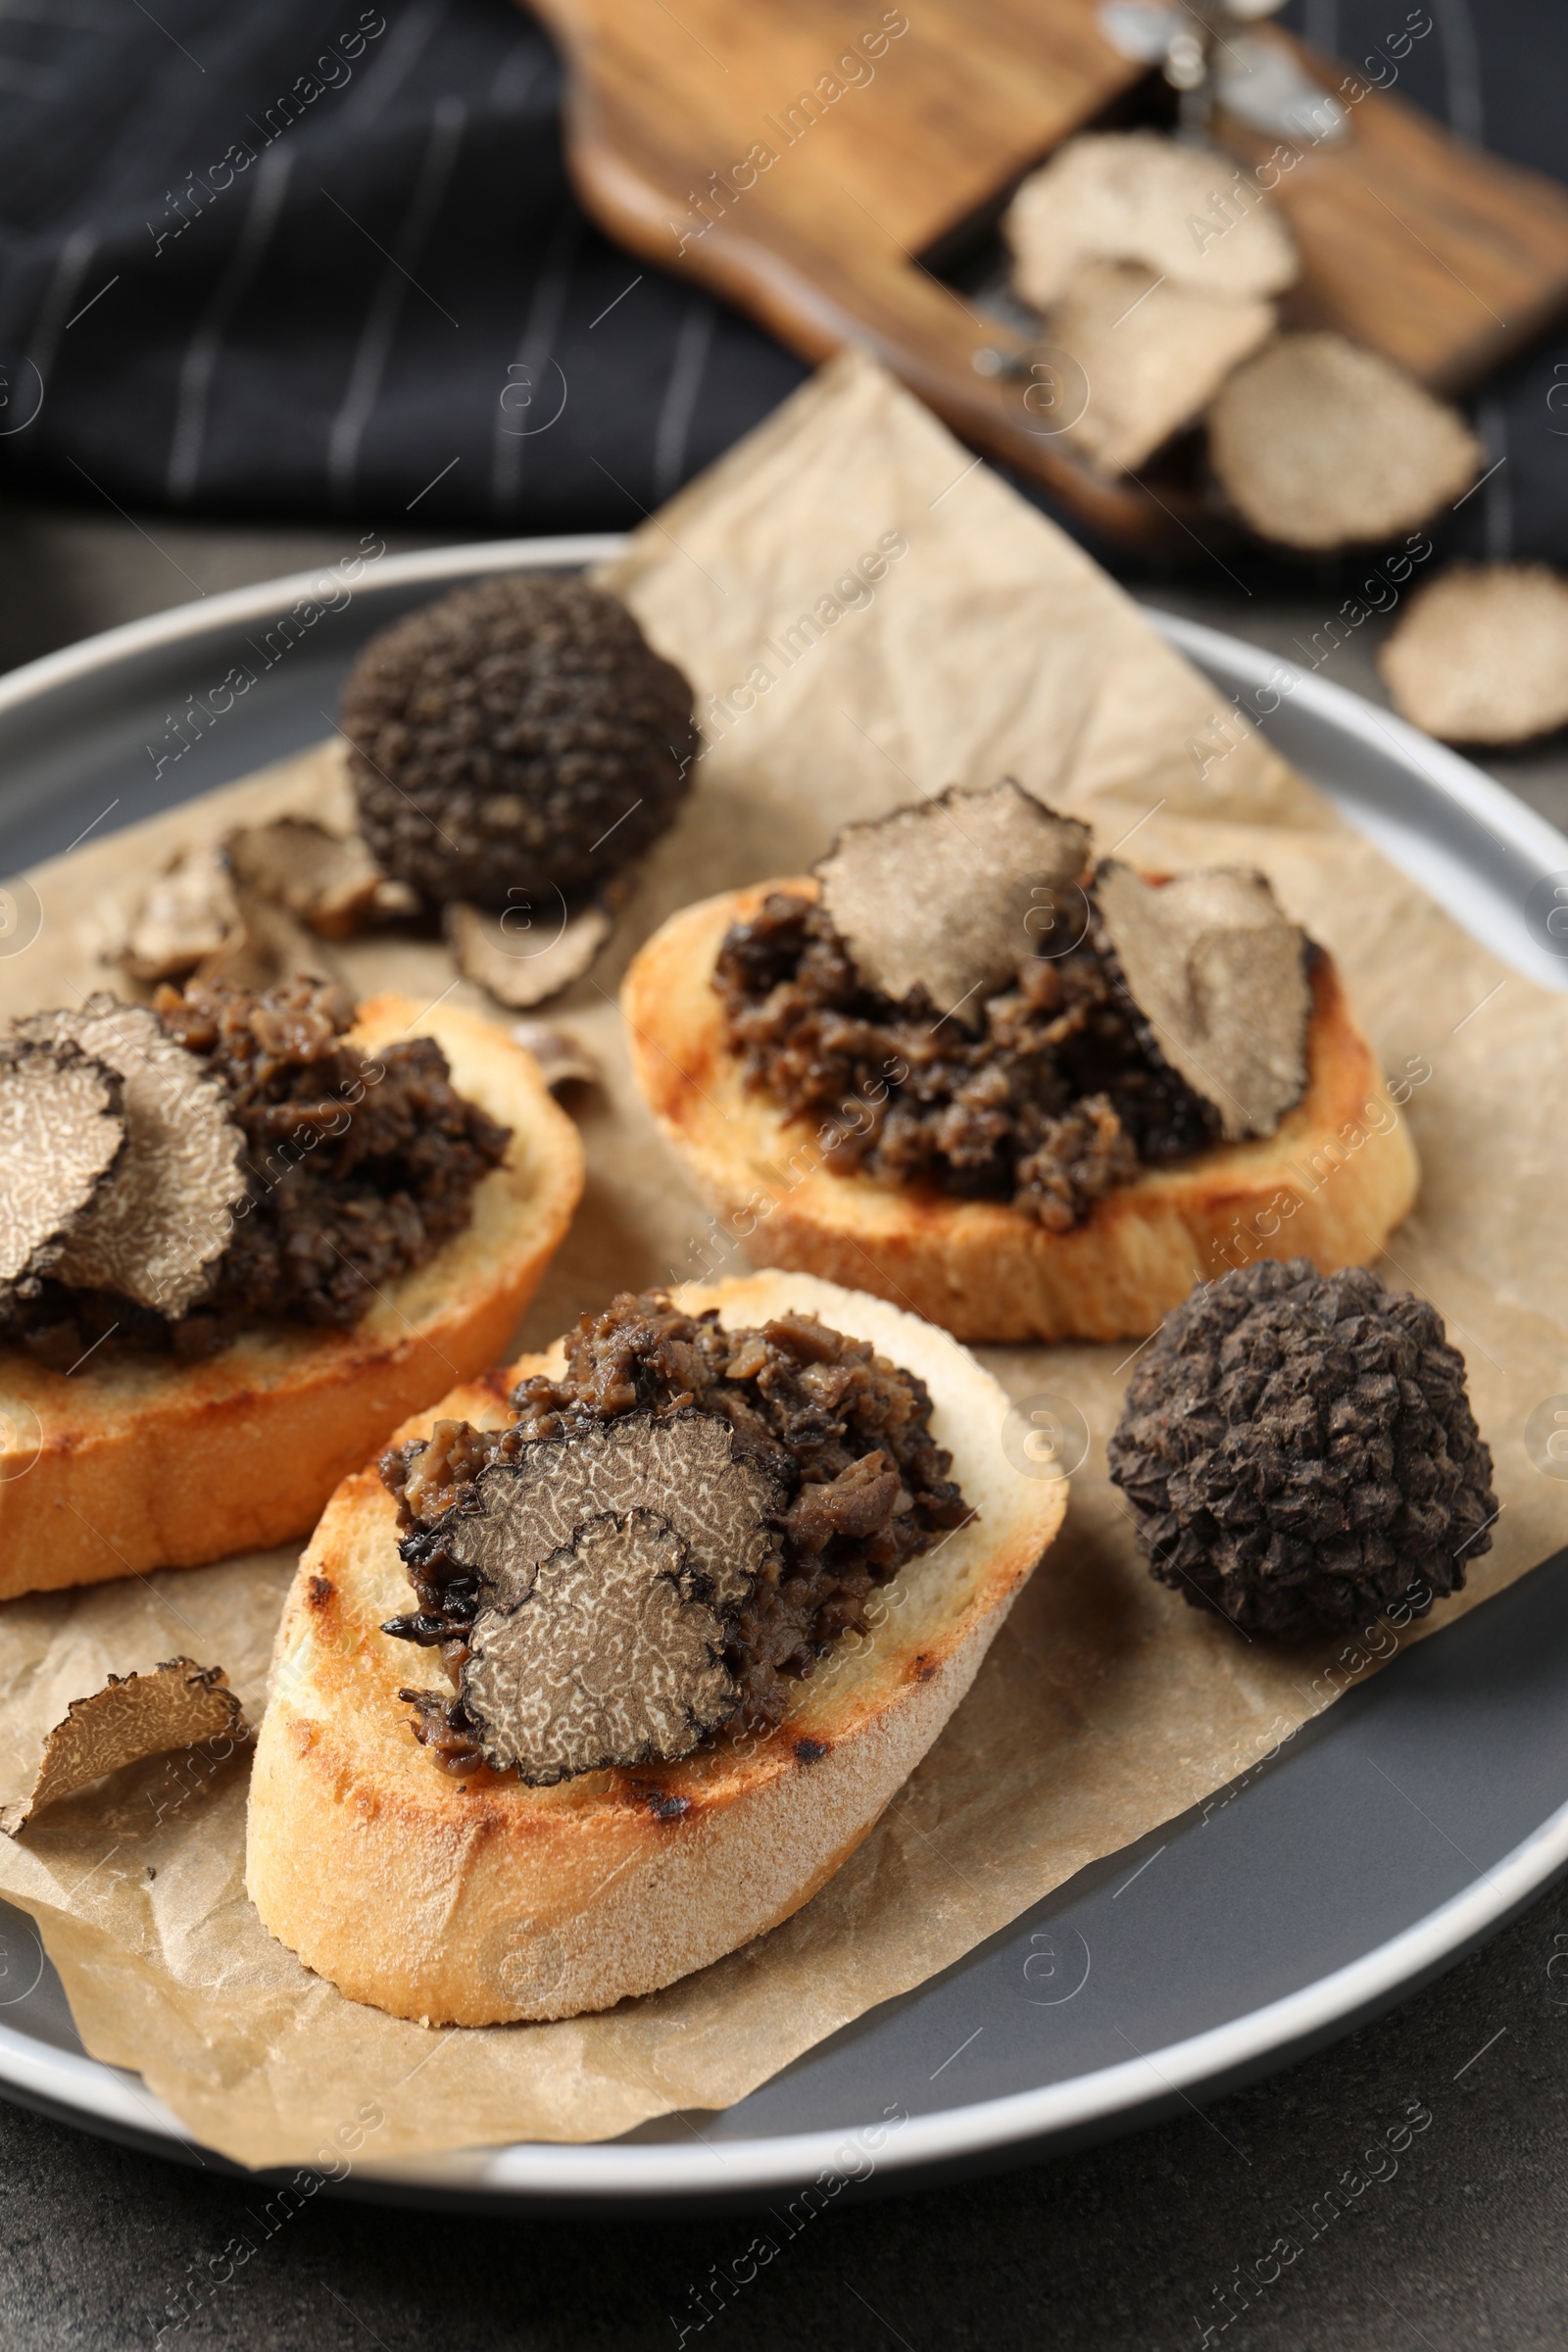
left=1, top=532, right=1565, bottom=2200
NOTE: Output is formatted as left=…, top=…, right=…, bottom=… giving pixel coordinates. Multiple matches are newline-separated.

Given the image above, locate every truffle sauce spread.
left=381, top=1290, right=972, bottom=1776
left=714, top=891, right=1224, bottom=1230
left=2, top=976, right=509, bottom=1366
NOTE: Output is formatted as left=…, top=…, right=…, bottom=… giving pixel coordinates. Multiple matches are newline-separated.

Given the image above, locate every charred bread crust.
left=620, top=881, right=1419, bottom=1345
left=245, top=1272, right=1064, bottom=2026
left=0, top=997, right=584, bottom=1596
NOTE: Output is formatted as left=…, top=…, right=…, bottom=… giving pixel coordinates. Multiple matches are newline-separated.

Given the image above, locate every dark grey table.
left=2, top=499, right=1567, bottom=2352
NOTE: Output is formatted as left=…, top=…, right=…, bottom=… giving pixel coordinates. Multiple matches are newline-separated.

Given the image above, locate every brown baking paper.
left=0, top=351, right=1563, bottom=2172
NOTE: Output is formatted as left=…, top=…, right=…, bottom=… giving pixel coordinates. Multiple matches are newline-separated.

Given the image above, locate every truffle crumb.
left=0, top=1043, right=123, bottom=1290
left=1108, top=1259, right=1496, bottom=1639
left=815, top=780, right=1091, bottom=1022
left=339, top=573, right=696, bottom=911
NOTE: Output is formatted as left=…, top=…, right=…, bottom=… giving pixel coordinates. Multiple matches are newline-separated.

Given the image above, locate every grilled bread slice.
left=245, top=1270, right=1064, bottom=2026
left=0, top=997, right=583, bottom=1598
left=621, top=881, right=1419, bottom=1345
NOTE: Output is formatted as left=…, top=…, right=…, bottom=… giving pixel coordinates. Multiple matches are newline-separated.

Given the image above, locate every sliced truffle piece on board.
left=121, top=842, right=243, bottom=983
left=0, top=1043, right=123, bottom=1286
left=227, top=818, right=409, bottom=938
left=815, top=780, right=1092, bottom=1021
left=1004, top=129, right=1298, bottom=312
left=0, top=1657, right=246, bottom=1836
left=1108, top=1259, right=1496, bottom=1639
left=1095, top=861, right=1310, bottom=1141
left=20, top=997, right=246, bottom=1317
left=1378, top=564, right=1568, bottom=745
left=438, top=1409, right=778, bottom=1612
left=445, top=896, right=613, bottom=1010
left=1050, top=263, right=1274, bottom=477
left=1207, top=332, right=1483, bottom=551
left=463, top=1508, right=741, bottom=1784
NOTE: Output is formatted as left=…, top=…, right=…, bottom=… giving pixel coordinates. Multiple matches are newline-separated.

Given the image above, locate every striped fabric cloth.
left=0, top=0, right=1562, bottom=563
left=0, top=0, right=805, bottom=532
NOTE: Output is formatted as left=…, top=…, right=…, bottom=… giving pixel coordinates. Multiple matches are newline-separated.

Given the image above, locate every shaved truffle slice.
left=1096, top=862, right=1309, bottom=1140
left=815, top=781, right=1091, bottom=1022
left=1377, top=564, right=1568, bottom=746
left=435, top=1410, right=779, bottom=1784
left=1004, top=130, right=1298, bottom=311
left=20, top=997, right=246, bottom=1317
left=121, top=842, right=244, bottom=983
left=440, top=1410, right=777, bottom=1611
left=463, top=1509, right=740, bottom=1782
left=1207, top=333, right=1483, bottom=551
left=0, top=1657, right=246, bottom=1836
left=445, top=895, right=613, bottom=1009
left=227, top=818, right=412, bottom=938
left=1049, top=262, right=1275, bottom=477
left=0, top=1043, right=123, bottom=1287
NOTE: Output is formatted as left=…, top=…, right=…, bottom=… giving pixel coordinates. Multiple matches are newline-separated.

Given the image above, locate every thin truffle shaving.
left=1, top=977, right=511, bottom=1368
left=464, top=1503, right=746, bottom=1783
left=21, top=996, right=246, bottom=1316
left=381, top=1290, right=970, bottom=1779
left=0, top=1044, right=124, bottom=1290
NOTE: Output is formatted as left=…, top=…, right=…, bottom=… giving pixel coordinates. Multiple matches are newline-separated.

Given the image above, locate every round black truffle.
left=340, top=574, right=696, bottom=910
left=1107, top=1258, right=1496, bottom=1639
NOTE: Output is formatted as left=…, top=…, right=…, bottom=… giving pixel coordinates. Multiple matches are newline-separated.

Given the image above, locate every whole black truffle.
left=340, top=574, right=696, bottom=910
left=1108, top=1258, right=1496, bottom=1639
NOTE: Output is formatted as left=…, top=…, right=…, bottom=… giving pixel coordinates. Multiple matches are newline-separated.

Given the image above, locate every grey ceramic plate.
left=0, top=535, right=1565, bottom=2211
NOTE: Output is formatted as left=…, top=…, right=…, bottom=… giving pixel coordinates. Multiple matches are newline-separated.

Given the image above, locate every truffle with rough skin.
left=1095, top=861, right=1310, bottom=1140
left=19, top=997, right=246, bottom=1317
left=340, top=573, right=696, bottom=911
left=464, top=1509, right=742, bottom=1783
left=815, top=780, right=1091, bottom=1022
left=1108, top=1259, right=1496, bottom=1639
left=0, top=1043, right=124, bottom=1288
left=430, top=1410, right=780, bottom=1784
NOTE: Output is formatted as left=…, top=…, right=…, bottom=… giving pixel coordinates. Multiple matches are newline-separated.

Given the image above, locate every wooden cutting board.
left=529, top=0, right=1568, bottom=550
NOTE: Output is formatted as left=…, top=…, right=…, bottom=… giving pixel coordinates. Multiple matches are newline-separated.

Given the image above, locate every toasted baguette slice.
left=246, top=1271, right=1064, bottom=2026
left=0, top=997, right=583, bottom=1598
left=621, top=882, right=1419, bottom=1345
